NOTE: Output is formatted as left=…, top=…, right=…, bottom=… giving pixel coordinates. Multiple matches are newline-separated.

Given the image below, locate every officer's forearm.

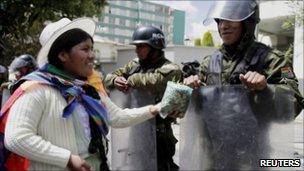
left=127, top=73, right=164, bottom=88
left=104, top=74, right=118, bottom=89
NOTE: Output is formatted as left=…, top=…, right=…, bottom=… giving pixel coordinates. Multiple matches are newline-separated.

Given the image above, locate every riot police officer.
left=9, top=54, right=37, bottom=81
left=0, top=65, right=8, bottom=105
left=105, top=26, right=182, bottom=170
left=183, top=0, right=303, bottom=170
left=184, top=0, right=303, bottom=114
left=0, top=65, right=7, bottom=86
left=2, top=54, right=37, bottom=93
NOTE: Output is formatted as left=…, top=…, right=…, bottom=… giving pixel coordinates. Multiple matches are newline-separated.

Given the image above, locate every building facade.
left=96, top=0, right=185, bottom=45
left=258, top=0, right=303, bottom=96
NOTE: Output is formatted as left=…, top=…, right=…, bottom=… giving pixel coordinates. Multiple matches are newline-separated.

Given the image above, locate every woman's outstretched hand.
left=68, top=154, right=92, bottom=171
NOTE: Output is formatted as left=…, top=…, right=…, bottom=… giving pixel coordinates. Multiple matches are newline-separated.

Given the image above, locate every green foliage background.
left=194, top=38, right=201, bottom=47
left=0, top=0, right=107, bottom=66
left=202, top=31, right=214, bottom=47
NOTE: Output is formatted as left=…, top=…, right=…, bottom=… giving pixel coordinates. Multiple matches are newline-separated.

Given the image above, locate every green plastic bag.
left=159, top=81, right=193, bottom=118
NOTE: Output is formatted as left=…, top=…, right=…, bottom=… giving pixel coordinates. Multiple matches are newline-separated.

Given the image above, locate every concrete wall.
left=164, top=46, right=217, bottom=67
left=100, top=46, right=217, bottom=75
left=100, top=47, right=136, bottom=75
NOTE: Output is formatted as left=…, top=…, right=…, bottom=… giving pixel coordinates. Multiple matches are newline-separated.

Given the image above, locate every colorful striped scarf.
left=25, top=64, right=109, bottom=135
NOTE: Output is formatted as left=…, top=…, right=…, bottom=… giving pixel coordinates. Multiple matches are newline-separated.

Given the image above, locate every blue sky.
left=149, top=1, right=218, bottom=39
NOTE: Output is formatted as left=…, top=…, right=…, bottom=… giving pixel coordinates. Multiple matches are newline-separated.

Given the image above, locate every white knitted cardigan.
left=5, top=85, right=153, bottom=170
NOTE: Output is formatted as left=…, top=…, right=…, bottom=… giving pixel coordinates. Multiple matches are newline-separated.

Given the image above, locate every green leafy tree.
left=194, top=38, right=202, bottom=47
left=0, top=0, right=107, bottom=66
left=282, top=0, right=303, bottom=30
left=202, top=31, right=214, bottom=47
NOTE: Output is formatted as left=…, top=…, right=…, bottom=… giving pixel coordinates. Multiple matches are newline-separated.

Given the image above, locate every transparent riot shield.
left=110, top=89, right=157, bottom=170
left=1, top=89, right=10, bottom=107
left=180, top=85, right=295, bottom=170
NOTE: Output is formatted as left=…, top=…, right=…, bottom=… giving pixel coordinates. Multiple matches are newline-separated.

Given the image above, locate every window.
left=129, top=21, right=136, bottom=28
left=155, top=6, right=163, bottom=13
left=109, top=17, right=115, bottom=24
left=115, top=18, right=119, bottom=25
left=125, top=10, right=130, bottom=17
left=109, top=28, right=114, bottom=34
left=129, top=1, right=137, bottom=8
left=119, top=18, right=126, bottom=26
left=103, top=16, right=109, bottom=23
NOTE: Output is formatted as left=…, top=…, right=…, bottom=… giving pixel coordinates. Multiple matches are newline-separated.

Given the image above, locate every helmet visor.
left=203, top=1, right=258, bottom=25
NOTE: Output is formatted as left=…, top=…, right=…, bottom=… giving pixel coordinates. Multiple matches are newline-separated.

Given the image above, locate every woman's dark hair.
left=48, top=28, right=93, bottom=69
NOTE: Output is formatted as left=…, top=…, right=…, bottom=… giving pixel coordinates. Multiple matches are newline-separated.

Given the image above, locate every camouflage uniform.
left=196, top=1, right=303, bottom=170
left=105, top=54, right=182, bottom=170
left=199, top=40, right=304, bottom=116
left=196, top=39, right=304, bottom=170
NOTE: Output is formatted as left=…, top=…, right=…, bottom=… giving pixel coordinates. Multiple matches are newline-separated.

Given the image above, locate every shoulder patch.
left=281, top=67, right=295, bottom=79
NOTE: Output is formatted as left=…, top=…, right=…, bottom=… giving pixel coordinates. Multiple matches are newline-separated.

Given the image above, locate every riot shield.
left=1, top=89, right=10, bottom=107
left=110, top=89, right=157, bottom=170
left=180, top=85, right=295, bottom=170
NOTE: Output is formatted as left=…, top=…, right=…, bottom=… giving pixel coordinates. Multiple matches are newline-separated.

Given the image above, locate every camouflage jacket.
left=199, top=40, right=304, bottom=116
left=105, top=55, right=183, bottom=103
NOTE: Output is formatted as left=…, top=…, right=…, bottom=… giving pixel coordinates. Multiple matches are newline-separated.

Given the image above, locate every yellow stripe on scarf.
left=87, top=70, right=108, bottom=97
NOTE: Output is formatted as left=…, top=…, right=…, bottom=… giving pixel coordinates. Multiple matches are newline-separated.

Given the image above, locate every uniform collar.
left=220, top=38, right=255, bottom=61
left=139, top=52, right=167, bottom=69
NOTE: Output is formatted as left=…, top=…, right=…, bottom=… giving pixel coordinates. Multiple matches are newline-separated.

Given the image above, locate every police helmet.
left=0, top=65, right=7, bottom=83
left=203, top=0, right=259, bottom=24
left=0, top=65, right=7, bottom=74
left=9, top=54, right=37, bottom=73
left=131, top=26, right=166, bottom=49
left=203, top=0, right=259, bottom=38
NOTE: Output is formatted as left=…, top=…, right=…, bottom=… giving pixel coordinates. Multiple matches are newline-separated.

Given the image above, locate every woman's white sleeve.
left=101, top=96, right=154, bottom=128
left=4, top=88, right=71, bottom=168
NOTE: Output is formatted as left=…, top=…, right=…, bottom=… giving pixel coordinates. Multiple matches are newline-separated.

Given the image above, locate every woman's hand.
left=114, top=76, right=130, bottom=93
left=149, top=105, right=160, bottom=116
left=68, top=154, right=92, bottom=171
left=168, top=110, right=185, bottom=119
left=149, top=105, right=185, bottom=119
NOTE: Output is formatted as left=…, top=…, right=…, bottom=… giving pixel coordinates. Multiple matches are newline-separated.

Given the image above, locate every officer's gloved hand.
left=158, top=81, right=193, bottom=118
left=239, top=71, right=267, bottom=91
left=183, top=75, right=202, bottom=89
left=114, top=76, right=130, bottom=93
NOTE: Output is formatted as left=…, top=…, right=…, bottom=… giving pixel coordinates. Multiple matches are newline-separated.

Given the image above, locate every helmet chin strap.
left=222, top=20, right=256, bottom=57
left=139, top=47, right=159, bottom=69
